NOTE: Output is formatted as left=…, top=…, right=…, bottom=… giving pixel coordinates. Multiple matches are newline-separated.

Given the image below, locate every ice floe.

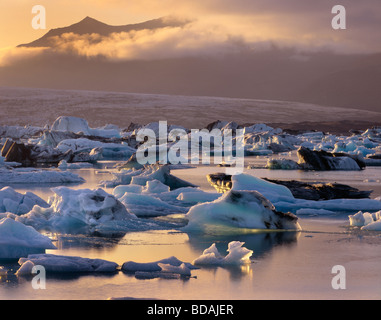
left=0, top=218, right=56, bottom=259
left=17, top=253, right=118, bottom=274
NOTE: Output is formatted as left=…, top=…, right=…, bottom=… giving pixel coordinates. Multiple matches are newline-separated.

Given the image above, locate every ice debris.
left=192, top=241, right=253, bottom=266
left=348, top=211, right=381, bottom=231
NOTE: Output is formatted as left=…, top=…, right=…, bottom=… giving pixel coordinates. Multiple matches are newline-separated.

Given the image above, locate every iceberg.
left=0, top=218, right=56, bottom=259
left=231, top=173, right=381, bottom=214
left=183, top=189, right=301, bottom=234
left=118, top=192, right=188, bottom=217
left=121, top=256, right=197, bottom=279
left=101, top=164, right=196, bottom=190
left=0, top=167, right=85, bottom=184
left=51, top=116, right=121, bottom=138
left=17, top=187, right=135, bottom=230
left=0, top=187, right=49, bottom=215
left=192, top=241, right=253, bottom=266
left=17, top=253, right=118, bottom=274
left=56, top=138, right=135, bottom=160
left=297, top=146, right=365, bottom=171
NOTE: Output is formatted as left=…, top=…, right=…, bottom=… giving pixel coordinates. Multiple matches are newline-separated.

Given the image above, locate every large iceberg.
left=183, top=189, right=301, bottom=234
left=17, top=187, right=135, bottom=230
left=0, top=218, right=56, bottom=259
left=17, top=253, right=118, bottom=274
left=0, top=186, right=49, bottom=215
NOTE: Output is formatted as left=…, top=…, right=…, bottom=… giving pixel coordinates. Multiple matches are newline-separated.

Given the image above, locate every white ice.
left=192, top=241, right=253, bottom=266
left=232, top=173, right=381, bottom=214
left=17, top=187, right=135, bottom=229
left=0, top=218, right=56, bottom=259
left=183, top=188, right=301, bottom=233
left=0, top=186, right=49, bottom=215
left=348, top=210, right=381, bottom=230
left=0, top=167, right=85, bottom=184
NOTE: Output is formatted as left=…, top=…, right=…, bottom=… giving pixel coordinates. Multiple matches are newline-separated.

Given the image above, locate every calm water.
left=1, top=160, right=381, bottom=300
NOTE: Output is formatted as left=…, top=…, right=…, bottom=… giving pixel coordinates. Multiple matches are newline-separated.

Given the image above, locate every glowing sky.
left=1, top=0, right=381, bottom=54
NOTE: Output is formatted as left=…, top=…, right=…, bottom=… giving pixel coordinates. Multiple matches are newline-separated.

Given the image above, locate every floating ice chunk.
left=56, top=138, right=135, bottom=159
left=58, top=160, right=93, bottom=170
left=192, top=241, right=253, bottom=266
left=266, top=158, right=301, bottom=170
left=121, top=256, right=196, bottom=273
left=52, top=116, right=91, bottom=135
left=232, top=173, right=294, bottom=202
left=183, top=189, right=300, bottom=234
left=0, top=218, right=56, bottom=259
left=176, top=190, right=221, bottom=204
left=102, top=164, right=196, bottom=190
left=0, top=187, right=49, bottom=215
left=0, top=167, right=85, bottom=184
left=143, top=180, right=170, bottom=194
left=112, top=184, right=144, bottom=198
left=157, top=263, right=191, bottom=277
left=361, top=219, right=381, bottom=231
left=118, top=192, right=187, bottom=217
left=17, top=254, right=118, bottom=273
left=348, top=210, right=381, bottom=230
left=18, top=187, right=135, bottom=229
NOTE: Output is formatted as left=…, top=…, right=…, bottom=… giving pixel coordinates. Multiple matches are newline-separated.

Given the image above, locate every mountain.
left=2, top=17, right=381, bottom=114
left=18, top=16, right=189, bottom=48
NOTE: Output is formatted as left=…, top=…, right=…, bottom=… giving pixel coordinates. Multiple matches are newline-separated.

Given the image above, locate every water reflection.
left=185, top=230, right=300, bottom=279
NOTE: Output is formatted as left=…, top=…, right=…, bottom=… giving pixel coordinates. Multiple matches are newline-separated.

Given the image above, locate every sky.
left=1, top=0, right=381, bottom=54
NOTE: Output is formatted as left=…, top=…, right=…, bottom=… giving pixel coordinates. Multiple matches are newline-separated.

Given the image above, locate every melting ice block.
left=192, top=241, right=253, bottom=266
left=0, top=218, right=56, bottom=259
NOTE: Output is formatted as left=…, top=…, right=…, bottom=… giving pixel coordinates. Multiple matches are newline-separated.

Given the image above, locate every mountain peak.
left=18, top=16, right=190, bottom=48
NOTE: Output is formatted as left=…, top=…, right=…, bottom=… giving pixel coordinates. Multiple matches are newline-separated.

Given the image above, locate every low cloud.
left=0, top=46, right=48, bottom=67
